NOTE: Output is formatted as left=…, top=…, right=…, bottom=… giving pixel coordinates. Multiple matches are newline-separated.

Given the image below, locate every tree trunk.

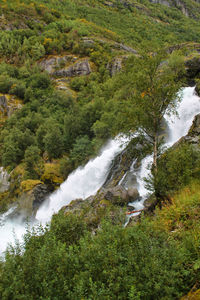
left=153, top=134, right=158, bottom=173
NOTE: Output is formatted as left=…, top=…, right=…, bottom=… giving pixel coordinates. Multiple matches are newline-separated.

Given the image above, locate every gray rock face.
left=53, top=60, right=91, bottom=77
left=32, top=184, right=52, bottom=210
left=0, top=95, right=22, bottom=118
left=0, top=95, right=8, bottom=114
left=107, top=57, right=125, bottom=76
left=149, top=0, right=189, bottom=16
left=114, top=43, right=138, bottom=54
left=14, top=184, right=52, bottom=218
left=0, top=167, right=10, bottom=193
left=104, top=185, right=140, bottom=206
left=40, top=56, right=91, bottom=77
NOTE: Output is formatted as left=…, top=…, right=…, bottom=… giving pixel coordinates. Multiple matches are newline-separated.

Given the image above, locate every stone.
left=39, top=55, right=73, bottom=74
left=81, top=37, right=94, bottom=46
left=0, top=95, right=8, bottom=114
left=104, top=185, right=131, bottom=206
left=0, top=167, right=10, bottom=193
left=107, top=57, right=124, bottom=76
left=32, top=184, right=52, bottom=210
left=127, top=187, right=140, bottom=201
left=53, top=60, right=91, bottom=77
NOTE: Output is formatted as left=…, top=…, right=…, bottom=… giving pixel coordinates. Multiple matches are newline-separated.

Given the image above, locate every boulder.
left=104, top=185, right=139, bottom=206
left=14, top=183, right=52, bottom=218
left=32, top=184, right=52, bottom=210
left=127, top=187, right=140, bottom=201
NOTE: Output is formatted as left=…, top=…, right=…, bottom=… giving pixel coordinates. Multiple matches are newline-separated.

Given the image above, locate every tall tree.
left=113, top=51, right=185, bottom=172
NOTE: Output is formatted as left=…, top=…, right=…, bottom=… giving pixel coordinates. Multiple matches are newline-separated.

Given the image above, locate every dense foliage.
left=0, top=0, right=200, bottom=298
left=0, top=194, right=199, bottom=300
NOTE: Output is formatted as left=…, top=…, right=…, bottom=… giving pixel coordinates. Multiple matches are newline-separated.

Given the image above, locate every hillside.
left=0, top=0, right=200, bottom=299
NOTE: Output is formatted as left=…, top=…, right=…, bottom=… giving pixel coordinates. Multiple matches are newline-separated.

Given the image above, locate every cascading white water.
left=132, top=86, right=200, bottom=211
left=36, top=137, right=128, bottom=224
left=0, top=137, right=128, bottom=255
left=0, top=87, right=200, bottom=254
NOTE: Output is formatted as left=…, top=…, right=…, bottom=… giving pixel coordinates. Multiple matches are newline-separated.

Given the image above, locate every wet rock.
left=16, top=183, right=52, bottom=217
left=127, top=187, right=140, bottom=200
left=32, top=184, right=52, bottom=210
left=195, top=83, right=200, bottom=96
left=104, top=185, right=129, bottom=206
left=103, top=136, right=151, bottom=189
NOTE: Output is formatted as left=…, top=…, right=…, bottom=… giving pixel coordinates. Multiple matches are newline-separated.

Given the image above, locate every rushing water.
left=0, top=137, right=128, bottom=255
left=129, top=87, right=200, bottom=211
left=0, top=87, right=200, bottom=255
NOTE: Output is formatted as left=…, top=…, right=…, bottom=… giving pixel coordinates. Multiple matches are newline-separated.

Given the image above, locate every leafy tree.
left=70, top=135, right=93, bottom=166
left=23, top=145, right=44, bottom=179
left=44, top=125, right=64, bottom=160
left=125, top=51, right=185, bottom=171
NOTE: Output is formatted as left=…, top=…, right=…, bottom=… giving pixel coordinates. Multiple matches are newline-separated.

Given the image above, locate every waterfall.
left=36, top=137, right=129, bottom=224
left=130, top=86, right=200, bottom=212
left=0, top=137, right=128, bottom=255
left=0, top=87, right=200, bottom=255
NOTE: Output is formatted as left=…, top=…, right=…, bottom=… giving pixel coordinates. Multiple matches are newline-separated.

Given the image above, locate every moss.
left=181, top=289, right=200, bottom=299
left=20, top=179, right=43, bottom=193
left=41, top=162, right=64, bottom=185
left=100, top=199, right=111, bottom=207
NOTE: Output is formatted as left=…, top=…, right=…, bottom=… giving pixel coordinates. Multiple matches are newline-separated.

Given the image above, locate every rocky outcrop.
left=32, top=184, right=52, bottom=210
left=149, top=0, right=190, bottom=17
left=0, top=167, right=10, bottom=193
left=0, top=95, right=8, bottom=115
left=40, top=55, right=91, bottom=77
left=102, top=185, right=139, bottom=206
left=11, top=183, right=52, bottom=218
left=39, top=55, right=77, bottom=74
left=103, top=136, right=150, bottom=190
left=107, top=56, right=129, bottom=76
left=0, top=94, right=22, bottom=119
left=53, top=60, right=91, bottom=77
left=114, top=43, right=138, bottom=54
left=185, top=113, right=200, bottom=144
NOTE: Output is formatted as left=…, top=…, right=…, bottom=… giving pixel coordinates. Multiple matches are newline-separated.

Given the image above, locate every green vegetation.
left=0, top=0, right=200, bottom=298
left=0, top=185, right=199, bottom=300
